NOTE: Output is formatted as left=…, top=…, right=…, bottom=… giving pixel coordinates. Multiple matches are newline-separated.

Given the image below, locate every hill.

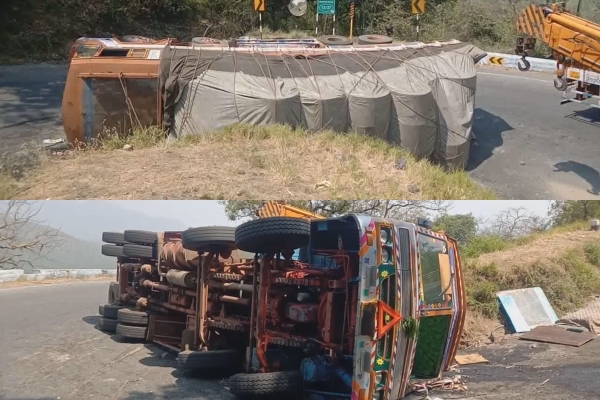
left=5, top=217, right=114, bottom=272
left=32, top=200, right=186, bottom=242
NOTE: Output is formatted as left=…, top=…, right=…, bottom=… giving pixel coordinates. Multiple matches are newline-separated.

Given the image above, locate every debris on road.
left=454, top=353, right=488, bottom=365
left=519, top=325, right=596, bottom=347
left=497, top=287, right=558, bottom=333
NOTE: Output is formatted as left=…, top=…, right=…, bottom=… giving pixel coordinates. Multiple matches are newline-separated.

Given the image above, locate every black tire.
left=554, top=77, right=568, bottom=91
left=117, top=308, right=149, bottom=326
left=99, top=303, right=126, bottom=319
left=123, top=230, right=158, bottom=245
left=102, top=244, right=124, bottom=258
left=228, top=371, right=303, bottom=396
left=182, top=226, right=236, bottom=252
left=517, top=58, right=531, bottom=72
left=116, top=323, right=147, bottom=340
left=357, top=34, right=393, bottom=45
left=102, top=232, right=128, bottom=245
left=122, top=244, right=156, bottom=259
left=318, top=35, right=352, bottom=46
left=97, top=317, right=118, bottom=333
left=178, top=349, right=240, bottom=370
left=235, top=217, right=310, bottom=253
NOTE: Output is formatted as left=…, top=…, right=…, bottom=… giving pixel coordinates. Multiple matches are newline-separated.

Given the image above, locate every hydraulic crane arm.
left=516, top=3, right=600, bottom=75
left=256, top=200, right=324, bottom=220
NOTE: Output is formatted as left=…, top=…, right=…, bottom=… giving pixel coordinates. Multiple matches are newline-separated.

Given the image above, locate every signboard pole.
left=316, top=13, right=319, bottom=36
left=349, top=2, right=355, bottom=40
left=253, top=0, right=266, bottom=39
left=411, top=0, right=425, bottom=42
left=333, top=14, right=336, bottom=35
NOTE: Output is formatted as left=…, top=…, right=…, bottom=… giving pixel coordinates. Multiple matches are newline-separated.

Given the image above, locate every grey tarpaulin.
left=159, top=42, right=486, bottom=170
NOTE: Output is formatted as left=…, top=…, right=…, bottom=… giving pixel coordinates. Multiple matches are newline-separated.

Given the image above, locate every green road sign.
left=317, top=0, right=336, bottom=15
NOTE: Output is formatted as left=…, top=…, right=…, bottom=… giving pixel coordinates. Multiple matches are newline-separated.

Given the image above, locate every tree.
left=486, top=207, right=551, bottom=240
left=0, top=201, right=62, bottom=270
left=220, top=200, right=450, bottom=221
left=549, top=200, right=600, bottom=226
left=433, top=213, right=478, bottom=246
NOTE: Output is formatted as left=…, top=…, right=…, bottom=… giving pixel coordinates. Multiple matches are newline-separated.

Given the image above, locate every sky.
left=3, top=200, right=553, bottom=242
left=113, top=200, right=552, bottom=226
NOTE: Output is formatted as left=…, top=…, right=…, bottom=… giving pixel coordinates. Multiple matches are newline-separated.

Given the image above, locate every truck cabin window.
left=417, top=234, right=447, bottom=306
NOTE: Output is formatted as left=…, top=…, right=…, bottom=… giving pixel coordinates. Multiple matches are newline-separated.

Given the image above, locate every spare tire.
left=102, top=232, right=128, bottom=245
left=121, top=35, right=154, bottom=43
left=235, top=217, right=310, bottom=254
left=178, top=349, right=241, bottom=370
left=191, top=37, right=221, bottom=45
left=182, top=226, right=236, bottom=253
left=123, top=230, right=158, bottom=245
left=117, top=308, right=149, bottom=326
left=318, top=35, right=353, bottom=46
left=123, top=244, right=156, bottom=259
left=357, top=34, right=393, bottom=45
left=102, top=244, right=124, bottom=258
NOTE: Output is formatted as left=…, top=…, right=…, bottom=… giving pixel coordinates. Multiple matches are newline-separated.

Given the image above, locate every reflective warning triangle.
left=377, top=300, right=402, bottom=337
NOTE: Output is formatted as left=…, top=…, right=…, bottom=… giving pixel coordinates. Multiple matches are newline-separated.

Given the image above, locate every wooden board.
left=519, top=325, right=596, bottom=347
left=455, top=353, right=488, bottom=365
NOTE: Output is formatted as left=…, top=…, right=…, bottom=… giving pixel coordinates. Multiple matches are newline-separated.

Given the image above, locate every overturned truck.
left=64, top=36, right=486, bottom=169
left=99, top=212, right=466, bottom=400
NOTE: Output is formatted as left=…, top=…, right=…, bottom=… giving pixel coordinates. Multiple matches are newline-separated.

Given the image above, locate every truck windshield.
left=417, top=234, right=447, bottom=306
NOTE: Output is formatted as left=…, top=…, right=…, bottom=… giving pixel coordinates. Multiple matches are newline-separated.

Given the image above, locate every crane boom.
left=516, top=3, right=600, bottom=108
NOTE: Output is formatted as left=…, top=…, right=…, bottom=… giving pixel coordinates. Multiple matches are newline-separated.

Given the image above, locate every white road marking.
left=478, top=71, right=551, bottom=83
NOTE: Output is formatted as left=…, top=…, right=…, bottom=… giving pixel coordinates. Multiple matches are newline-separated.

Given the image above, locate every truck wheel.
left=117, top=309, right=149, bottom=326
left=99, top=303, right=127, bottom=319
left=122, top=244, right=156, bottom=259
left=97, top=317, right=118, bottom=333
left=178, top=349, right=240, bottom=370
left=228, top=371, right=303, bottom=396
left=102, top=244, right=124, bottom=258
left=123, top=230, right=158, bottom=245
left=102, top=232, right=128, bottom=245
left=357, top=34, right=393, bottom=45
left=235, top=217, right=310, bottom=253
left=116, top=323, right=148, bottom=340
left=181, top=226, right=236, bottom=253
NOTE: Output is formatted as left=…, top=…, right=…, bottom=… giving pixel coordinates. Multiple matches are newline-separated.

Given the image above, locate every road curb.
left=0, top=268, right=117, bottom=283
left=478, top=52, right=555, bottom=73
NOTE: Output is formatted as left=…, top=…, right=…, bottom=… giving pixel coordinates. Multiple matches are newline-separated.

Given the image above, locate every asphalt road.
left=0, top=281, right=231, bottom=400
left=1, top=280, right=600, bottom=400
left=0, top=63, right=599, bottom=200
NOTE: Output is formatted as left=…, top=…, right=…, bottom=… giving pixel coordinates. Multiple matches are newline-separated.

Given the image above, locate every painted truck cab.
left=305, top=214, right=465, bottom=400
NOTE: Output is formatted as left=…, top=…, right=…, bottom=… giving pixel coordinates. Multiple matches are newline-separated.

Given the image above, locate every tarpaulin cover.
left=159, top=42, right=486, bottom=170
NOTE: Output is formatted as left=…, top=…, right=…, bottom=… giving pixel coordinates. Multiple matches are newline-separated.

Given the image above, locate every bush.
left=462, top=235, right=507, bottom=259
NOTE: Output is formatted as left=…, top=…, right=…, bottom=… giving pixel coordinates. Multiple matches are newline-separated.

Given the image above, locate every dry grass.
left=3, top=125, right=494, bottom=200
left=476, top=226, right=598, bottom=271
